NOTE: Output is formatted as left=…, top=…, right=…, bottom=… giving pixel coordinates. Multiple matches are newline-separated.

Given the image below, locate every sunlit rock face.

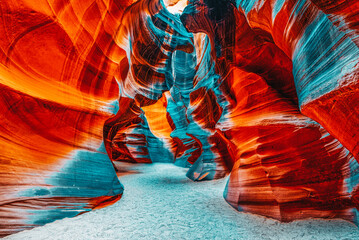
left=0, top=0, right=132, bottom=236
left=223, top=68, right=358, bottom=222
left=236, top=0, right=359, bottom=159
left=103, top=0, right=232, bottom=180
left=181, top=0, right=359, bottom=224
left=0, top=0, right=358, bottom=236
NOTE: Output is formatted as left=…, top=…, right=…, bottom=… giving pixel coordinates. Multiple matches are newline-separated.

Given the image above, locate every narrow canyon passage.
left=5, top=163, right=359, bottom=240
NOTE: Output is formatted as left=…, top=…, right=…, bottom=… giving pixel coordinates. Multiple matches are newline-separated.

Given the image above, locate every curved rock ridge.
left=0, top=0, right=358, bottom=236
left=236, top=0, right=359, bottom=159
left=180, top=0, right=359, bottom=224
left=0, top=0, right=134, bottom=236
left=103, top=0, right=232, bottom=180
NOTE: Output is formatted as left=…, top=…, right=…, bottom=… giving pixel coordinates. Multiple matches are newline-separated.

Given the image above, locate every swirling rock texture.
left=180, top=0, right=359, bottom=222
left=0, top=0, right=133, bottom=236
left=103, top=0, right=232, bottom=180
left=0, top=0, right=358, bottom=237
left=213, top=0, right=358, bottom=223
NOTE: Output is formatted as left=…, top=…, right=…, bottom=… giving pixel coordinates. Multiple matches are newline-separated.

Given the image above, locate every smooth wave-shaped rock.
left=0, top=0, right=132, bottom=236
left=181, top=0, right=359, bottom=224
left=237, top=0, right=359, bottom=159
left=0, top=0, right=358, bottom=236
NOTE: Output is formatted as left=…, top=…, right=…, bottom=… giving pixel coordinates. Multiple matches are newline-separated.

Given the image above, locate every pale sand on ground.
left=5, top=163, right=359, bottom=240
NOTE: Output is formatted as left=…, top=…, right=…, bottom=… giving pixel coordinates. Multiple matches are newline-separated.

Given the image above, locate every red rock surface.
left=0, top=0, right=358, bottom=236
